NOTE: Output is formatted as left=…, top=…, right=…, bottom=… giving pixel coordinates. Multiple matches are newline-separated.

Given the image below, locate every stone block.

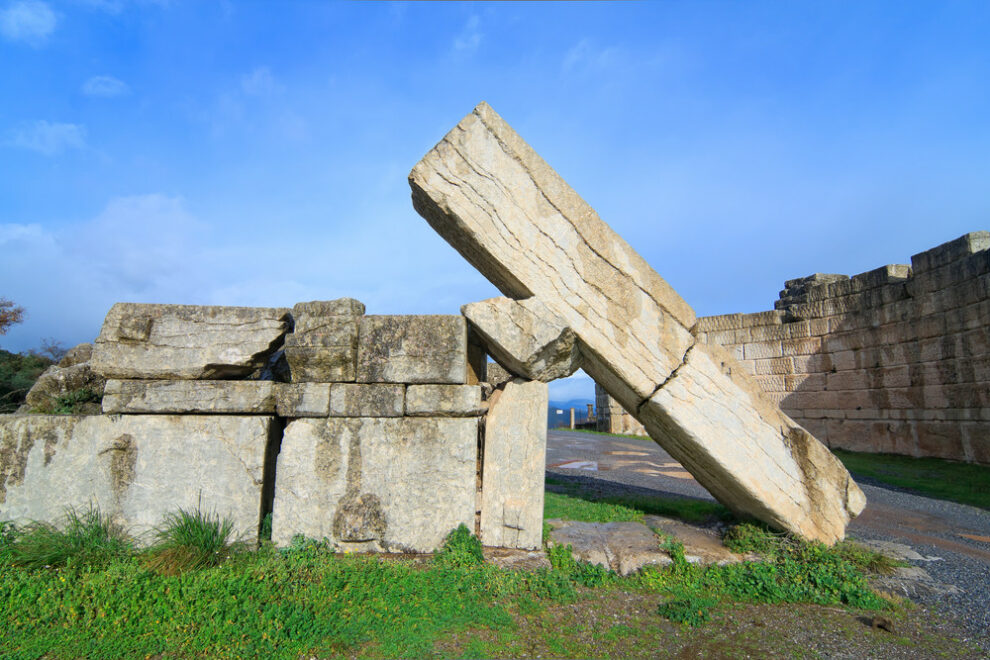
left=480, top=379, right=548, bottom=550
left=0, top=414, right=274, bottom=543
left=357, top=315, right=467, bottom=384
left=271, top=417, right=478, bottom=552
left=275, top=383, right=332, bottom=417
left=25, top=362, right=105, bottom=414
left=780, top=337, right=822, bottom=356
left=910, top=231, right=990, bottom=273
left=462, top=296, right=581, bottom=382
left=91, top=303, right=291, bottom=380
left=284, top=299, right=364, bottom=383
left=485, top=361, right=513, bottom=387
left=410, top=102, right=864, bottom=543
left=743, top=341, right=782, bottom=360
left=406, top=385, right=485, bottom=417
left=101, top=380, right=276, bottom=414
left=329, top=384, right=404, bottom=417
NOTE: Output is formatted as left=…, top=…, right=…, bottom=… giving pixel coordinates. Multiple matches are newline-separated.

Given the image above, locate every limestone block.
left=0, top=414, right=274, bottom=543
left=910, top=231, right=990, bottom=273
left=91, top=303, right=291, bottom=380
left=271, top=417, right=477, bottom=552
left=409, top=102, right=864, bottom=543
left=546, top=520, right=672, bottom=576
left=329, top=384, right=404, bottom=417
left=57, top=343, right=94, bottom=368
left=101, top=380, right=276, bottom=414
left=480, top=378, right=548, bottom=549
left=357, top=315, right=467, bottom=384
left=462, top=297, right=581, bottom=382
left=284, top=299, right=364, bottom=383
left=485, top=362, right=513, bottom=387
left=24, top=363, right=105, bottom=413
left=275, top=383, right=332, bottom=417
left=405, top=385, right=485, bottom=417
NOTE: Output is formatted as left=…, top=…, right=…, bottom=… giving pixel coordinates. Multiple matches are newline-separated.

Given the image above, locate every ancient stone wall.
left=1, top=300, right=549, bottom=551
left=693, top=232, right=990, bottom=464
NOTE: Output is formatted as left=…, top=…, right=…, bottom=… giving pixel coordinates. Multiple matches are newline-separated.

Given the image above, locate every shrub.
left=5, top=507, right=130, bottom=569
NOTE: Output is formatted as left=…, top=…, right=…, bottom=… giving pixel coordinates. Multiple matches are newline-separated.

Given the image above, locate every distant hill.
left=547, top=398, right=595, bottom=429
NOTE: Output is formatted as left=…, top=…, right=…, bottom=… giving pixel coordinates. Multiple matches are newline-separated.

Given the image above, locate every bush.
left=0, top=349, right=51, bottom=413
left=144, top=508, right=237, bottom=575
left=4, top=507, right=130, bottom=569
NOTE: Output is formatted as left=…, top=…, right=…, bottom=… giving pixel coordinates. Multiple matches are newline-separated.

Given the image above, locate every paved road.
left=546, top=429, right=990, bottom=646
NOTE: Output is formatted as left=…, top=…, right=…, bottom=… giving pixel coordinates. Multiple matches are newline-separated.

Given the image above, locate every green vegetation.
left=565, top=427, right=655, bottom=441
left=0, top=348, right=52, bottom=413
left=48, top=388, right=102, bottom=414
left=0, top=502, right=916, bottom=658
left=2, top=508, right=130, bottom=570
left=143, top=508, right=239, bottom=575
left=545, top=477, right=732, bottom=524
left=833, top=449, right=990, bottom=510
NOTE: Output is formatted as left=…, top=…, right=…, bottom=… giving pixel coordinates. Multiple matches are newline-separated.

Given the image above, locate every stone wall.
left=693, top=232, right=989, bottom=464
left=1, top=299, right=549, bottom=551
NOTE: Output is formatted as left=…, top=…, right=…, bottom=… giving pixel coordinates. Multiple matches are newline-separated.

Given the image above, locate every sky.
left=1, top=1, right=988, bottom=403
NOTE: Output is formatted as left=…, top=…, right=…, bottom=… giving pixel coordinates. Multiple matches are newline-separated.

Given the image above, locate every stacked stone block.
left=2, top=299, right=549, bottom=552
left=692, top=232, right=990, bottom=465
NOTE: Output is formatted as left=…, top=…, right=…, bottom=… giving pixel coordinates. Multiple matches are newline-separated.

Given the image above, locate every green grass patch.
left=3, top=508, right=130, bottom=570
left=143, top=508, right=238, bottom=575
left=833, top=449, right=990, bottom=510
left=562, top=428, right=656, bottom=442
left=544, top=480, right=732, bottom=524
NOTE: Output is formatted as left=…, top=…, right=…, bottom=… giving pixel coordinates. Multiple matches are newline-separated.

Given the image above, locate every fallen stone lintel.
left=410, top=101, right=865, bottom=543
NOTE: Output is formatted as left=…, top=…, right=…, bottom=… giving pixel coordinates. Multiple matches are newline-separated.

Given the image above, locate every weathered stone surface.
left=0, top=414, right=274, bottom=543
left=101, top=380, right=276, bottom=414
left=462, top=297, right=581, bottom=382
left=284, top=299, right=364, bottom=382
left=357, top=315, right=467, bottom=384
left=24, top=362, right=105, bottom=413
left=409, top=101, right=864, bottom=544
left=271, top=417, right=477, bottom=552
left=547, top=520, right=672, bottom=576
left=275, top=383, right=331, bottom=417
left=485, top=362, right=513, bottom=387
left=642, top=515, right=747, bottom=565
left=91, top=303, right=291, bottom=380
left=405, top=385, right=485, bottom=417
left=480, top=378, right=547, bottom=549
left=57, top=343, right=93, bottom=368
left=329, top=384, right=404, bottom=417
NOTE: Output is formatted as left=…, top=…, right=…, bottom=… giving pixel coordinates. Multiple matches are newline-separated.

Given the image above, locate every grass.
left=0, top=499, right=951, bottom=659
left=1, top=508, right=130, bottom=569
left=833, top=449, right=990, bottom=510
left=562, top=428, right=656, bottom=442
left=142, top=508, right=239, bottom=575
left=545, top=476, right=732, bottom=524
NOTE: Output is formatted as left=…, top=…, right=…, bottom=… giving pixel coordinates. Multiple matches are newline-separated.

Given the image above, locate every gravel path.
left=546, top=429, right=990, bottom=652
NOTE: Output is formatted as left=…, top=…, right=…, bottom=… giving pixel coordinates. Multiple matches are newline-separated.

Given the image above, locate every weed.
left=144, top=507, right=237, bottom=574
left=50, top=388, right=102, bottom=414
left=4, top=507, right=130, bottom=569
left=546, top=541, right=614, bottom=587
left=433, top=524, right=484, bottom=568
left=545, top=488, right=731, bottom=525
left=658, top=590, right=719, bottom=626
left=723, top=522, right=784, bottom=556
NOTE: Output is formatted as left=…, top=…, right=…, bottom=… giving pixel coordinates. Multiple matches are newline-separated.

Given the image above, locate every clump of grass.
left=3, top=507, right=130, bottom=569
left=657, top=589, right=719, bottom=626
left=722, top=522, right=784, bottom=556
left=144, top=508, right=237, bottom=575
left=434, top=524, right=484, bottom=568
left=544, top=486, right=731, bottom=525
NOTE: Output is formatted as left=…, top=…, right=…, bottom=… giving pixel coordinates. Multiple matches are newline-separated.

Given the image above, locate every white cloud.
left=4, top=120, right=86, bottom=155
left=0, top=0, right=56, bottom=46
left=547, top=369, right=596, bottom=403
left=452, top=15, right=481, bottom=54
left=563, top=38, right=621, bottom=73
left=240, top=66, right=283, bottom=96
left=82, top=75, right=130, bottom=97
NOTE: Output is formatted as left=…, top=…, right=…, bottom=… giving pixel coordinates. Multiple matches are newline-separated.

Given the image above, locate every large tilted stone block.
left=357, top=315, right=468, bottom=384
left=275, top=383, right=332, bottom=417
left=406, top=384, right=485, bottom=417
left=462, top=297, right=582, bottom=382
left=0, top=414, right=275, bottom=543
left=102, top=380, right=276, bottom=414
left=480, top=378, right=548, bottom=550
left=329, top=384, right=405, bottom=417
left=284, top=299, right=365, bottom=383
left=91, top=303, right=292, bottom=380
left=409, top=101, right=865, bottom=543
left=271, top=417, right=477, bottom=552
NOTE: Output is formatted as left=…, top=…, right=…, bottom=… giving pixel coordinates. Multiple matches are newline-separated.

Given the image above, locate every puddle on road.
left=549, top=460, right=599, bottom=471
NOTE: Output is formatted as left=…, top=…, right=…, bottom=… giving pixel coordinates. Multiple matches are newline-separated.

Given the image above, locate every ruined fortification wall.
left=1, top=299, right=548, bottom=552
left=694, top=232, right=990, bottom=464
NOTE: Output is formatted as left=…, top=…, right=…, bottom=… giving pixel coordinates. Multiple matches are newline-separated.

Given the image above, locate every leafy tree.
left=0, top=297, right=25, bottom=335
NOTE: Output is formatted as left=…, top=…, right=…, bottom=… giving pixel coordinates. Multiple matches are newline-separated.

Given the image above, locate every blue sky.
left=1, top=1, right=988, bottom=402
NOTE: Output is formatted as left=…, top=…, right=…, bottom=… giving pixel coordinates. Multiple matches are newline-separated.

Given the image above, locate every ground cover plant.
left=833, top=449, right=990, bottom=510
left=0, top=495, right=952, bottom=660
